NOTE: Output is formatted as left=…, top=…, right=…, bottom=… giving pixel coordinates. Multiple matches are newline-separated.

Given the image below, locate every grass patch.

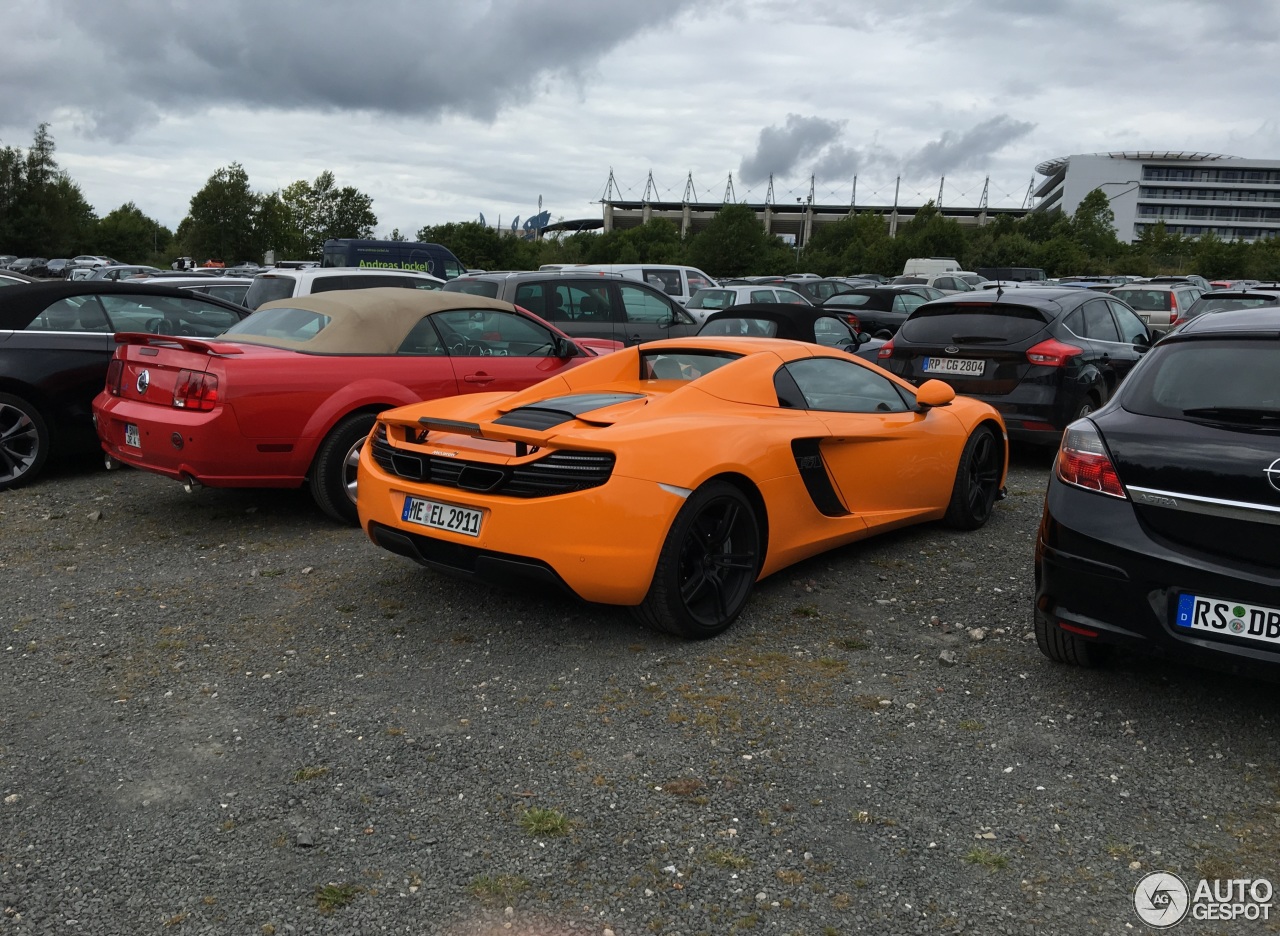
left=468, top=873, right=530, bottom=901
left=853, top=694, right=890, bottom=711
left=776, top=869, right=805, bottom=885
left=314, top=882, right=360, bottom=913
left=705, top=847, right=751, bottom=870
left=964, top=846, right=1009, bottom=870
left=833, top=636, right=867, bottom=651
left=292, top=766, right=329, bottom=782
left=660, top=777, right=706, bottom=797
left=958, top=719, right=983, bottom=731
left=519, top=806, right=570, bottom=837
left=792, top=605, right=820, bottom=618
left=1195, top=852, right=1237, bottom=882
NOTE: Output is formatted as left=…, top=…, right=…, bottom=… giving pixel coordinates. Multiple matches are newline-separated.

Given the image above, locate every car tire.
left=1072, top=393, right=1101, bottom=421
left=632, top=480, right=762, bottom=639
left=0, top=393, right=50, bottom=491
left=942, top=425, right=1002, bottom=530
left=309, top=412, right=378, bottom=525
left=1034, top=611, right=1101, bottom=667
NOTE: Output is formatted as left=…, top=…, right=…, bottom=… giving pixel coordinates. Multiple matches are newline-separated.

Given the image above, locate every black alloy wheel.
left=943, top=426, right=1002, bottom=530
left=310, top=411, right=379, bottom=525
left=0, top=394, right=50, bottom=491
left=633, top=481, right=762, bottom=639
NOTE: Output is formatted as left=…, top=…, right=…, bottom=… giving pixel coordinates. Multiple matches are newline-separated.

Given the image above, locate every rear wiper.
left=949, top=335, right=1006, bottom=344
left=1181, top=406, right=1280, bottom=424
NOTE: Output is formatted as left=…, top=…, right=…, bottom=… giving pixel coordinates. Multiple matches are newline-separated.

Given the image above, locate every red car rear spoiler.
left=112, top=332, right=246, bottom=355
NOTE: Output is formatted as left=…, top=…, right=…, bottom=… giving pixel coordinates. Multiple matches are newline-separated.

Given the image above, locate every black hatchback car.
left=0, top=282, right=250, bottom=490
left=696, top=302, right=884, bottom=362
left=1035, top=306, right=1280, bottom=676
left=877, top=288, right=1152, bottom=441
left=443, top=271, right=697, bottom=346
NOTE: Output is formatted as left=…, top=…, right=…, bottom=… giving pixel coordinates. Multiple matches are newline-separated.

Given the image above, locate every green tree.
left=0, top=124, right=97, bottom=256
left=96, top=202, right=172, bottom=265
left=180, top=163, right=261, bottom=264
left=686, top=204, right=793, bottom=277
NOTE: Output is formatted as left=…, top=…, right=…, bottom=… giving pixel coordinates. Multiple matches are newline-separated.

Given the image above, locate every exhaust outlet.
left=104, top=454, right=119, bottom=471
left=182, top=476, right=201, bottom=494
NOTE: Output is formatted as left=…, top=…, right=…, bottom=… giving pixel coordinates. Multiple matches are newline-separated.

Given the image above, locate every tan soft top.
left=233, top=288, right=519, bottom=354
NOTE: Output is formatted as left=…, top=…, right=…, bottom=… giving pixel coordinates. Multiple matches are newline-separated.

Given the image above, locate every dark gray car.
left=443, top=271, right=697, bottom=346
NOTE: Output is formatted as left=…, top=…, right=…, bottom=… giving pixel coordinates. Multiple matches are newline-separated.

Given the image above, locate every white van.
left=243, top=267, right=444, bottom=310
left=902, top=257, right=962, bottom=277
left=567, top=264, right=717, bottom=306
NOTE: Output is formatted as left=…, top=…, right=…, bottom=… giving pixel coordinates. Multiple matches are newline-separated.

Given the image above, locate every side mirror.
left=554, top=335, right=580, bottom=358
left=856, top=331, right=871, bottom=345
left=915, top=379, right=955, bottom=410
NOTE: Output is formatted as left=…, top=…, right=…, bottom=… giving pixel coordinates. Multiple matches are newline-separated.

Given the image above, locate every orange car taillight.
left=106, top=359, right=124, bottom=396
left=1026, top=338, right=1083, bottom=367
left=876, top=338, right=894, bottom=360
left=1056, top=421, right=1126, bottom=499
left=172, top=370, right=218, bottom=411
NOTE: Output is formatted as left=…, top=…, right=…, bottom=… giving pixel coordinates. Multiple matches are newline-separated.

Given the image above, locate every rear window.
left=224, top=306, right=331, bottom=342
left=823, top=294, right=872, bottom=308
left=244, top=275, right=297, bottom=310
left=699, top=317, right=778, bottom=337
left=640, top=350, right=741, bottom=381
left=1122, top=340, right=1280, bottom=419
left=1185, top=296, right=1279, bottom=318
left=898, top=303, right=1050, bottom=344
left=442, top=279, right=501, bottom=299
left=1111, top=288, right=1172, bottom=312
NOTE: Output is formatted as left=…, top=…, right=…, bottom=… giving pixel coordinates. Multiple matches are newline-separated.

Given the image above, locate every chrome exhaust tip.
left=104, top=454, right=119, bottom=471
left=181, top=476, right=201, bottom=494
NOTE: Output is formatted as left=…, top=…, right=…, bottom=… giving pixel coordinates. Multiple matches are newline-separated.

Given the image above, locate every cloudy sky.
left=4, top=0, right=1279, bottom=238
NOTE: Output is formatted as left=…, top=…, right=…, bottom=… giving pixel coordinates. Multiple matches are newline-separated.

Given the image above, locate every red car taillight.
left=876, top=338, right=894, bottom=360
left=843, top=313, right=861, bottom=332
left=106, top=359, right=124, bottom=396
left=173, top=370, right=219, bottom=411
left=1167, top=293, right=1178, bottom=325
left=1026, top=338, right=1083, bottom=367
left=1056, top=420, right=1126, bottom=499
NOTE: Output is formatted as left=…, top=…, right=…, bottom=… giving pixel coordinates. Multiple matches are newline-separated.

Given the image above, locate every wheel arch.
left=305, top=403, right=391, bottom=478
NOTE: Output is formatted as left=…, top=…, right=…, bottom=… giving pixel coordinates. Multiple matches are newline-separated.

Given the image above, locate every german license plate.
left=401, top=495, right=483, bottom=537
left=1174, top=593, right=1280, bottom=647
left=923, top=356, right=984, bottom=376
left=124, top=423, right=140, bottom=448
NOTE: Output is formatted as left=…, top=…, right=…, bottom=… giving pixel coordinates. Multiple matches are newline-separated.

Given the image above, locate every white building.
left=1032, top=152, right=1280, bottom=243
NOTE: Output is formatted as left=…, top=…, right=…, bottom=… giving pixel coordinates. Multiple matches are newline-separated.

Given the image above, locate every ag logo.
left=1134, top=871, right=1190, bottom=927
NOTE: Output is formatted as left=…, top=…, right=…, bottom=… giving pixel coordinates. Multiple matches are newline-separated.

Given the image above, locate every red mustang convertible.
left=94, top=288, right=621, bottom=523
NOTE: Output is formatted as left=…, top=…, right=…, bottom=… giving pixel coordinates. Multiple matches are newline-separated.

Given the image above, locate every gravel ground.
left=1, top=449, right=1277, bottom=936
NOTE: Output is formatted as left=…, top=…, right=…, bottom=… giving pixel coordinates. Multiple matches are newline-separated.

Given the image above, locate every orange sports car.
left=357, top=336, right=1008, bottom=638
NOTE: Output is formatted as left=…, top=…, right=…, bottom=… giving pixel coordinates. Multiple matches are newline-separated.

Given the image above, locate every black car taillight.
left=173, top=370, right=218, bottom=411
left=1056, top=420, right=1126, bottom=499
left=106, top=359, right=123, bottom=396
left=1026, top=338, right=1083, bottom=367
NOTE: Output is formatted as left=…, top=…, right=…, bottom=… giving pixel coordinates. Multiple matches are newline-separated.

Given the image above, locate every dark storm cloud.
left=739, top=115, right=845, bottom=184
left=0, top=0, right=700, bottom=141
left=904, top=116, right=1036, bottom=178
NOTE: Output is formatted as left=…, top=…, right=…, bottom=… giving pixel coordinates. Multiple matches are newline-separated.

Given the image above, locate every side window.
left=751, top=290, right=777, bottom=303
left=515, top=283, right=549, bottom=319
left=618, top=284, right=674, bottom=324
left=686, top=270, right=716, bottom=293
left=27, top=296, right=111, bottom=332
left=309, top=275, right=348, bottom=293
left=1081, top=299, right=1120, bottom=342
left=1108, top=300, right=1149, bottom=344
left=563, top=282, right=615, bottom=322
left=432, top=309, right=556, bottom=356
left=642, top=269, right=681, bottom=296
left=783, top=358, right=912, bottom=413
left=396, top=316, right=448, bottom=355
left=1063, top=309, right=1085, bottom=337
left=410, top=278, right=441, bottom=291
left=101, top=294, right=243, bottom=336
left=813, top=316, right=856, bottom=348
left=892, top=294, right=926, bottom=315
left=935, top=278, right=955, bottom=291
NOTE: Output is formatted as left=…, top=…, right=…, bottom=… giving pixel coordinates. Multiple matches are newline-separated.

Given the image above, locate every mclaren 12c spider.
left=357, top=336, right=1009, bottom=637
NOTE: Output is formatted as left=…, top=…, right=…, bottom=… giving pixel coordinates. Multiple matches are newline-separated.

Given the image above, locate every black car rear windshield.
left=897, top=303, right=1050, bottom=344
left=1122, top=339, right=1280, bottom=423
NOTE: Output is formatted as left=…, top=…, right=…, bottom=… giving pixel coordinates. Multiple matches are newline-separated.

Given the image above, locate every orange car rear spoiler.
left=112, top=332, right=246, bottom=355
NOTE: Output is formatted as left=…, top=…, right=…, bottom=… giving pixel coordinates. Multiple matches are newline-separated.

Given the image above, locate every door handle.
left=463, top=374, right=494, bottom=384
left=628, top=334, right=643, bottom=344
